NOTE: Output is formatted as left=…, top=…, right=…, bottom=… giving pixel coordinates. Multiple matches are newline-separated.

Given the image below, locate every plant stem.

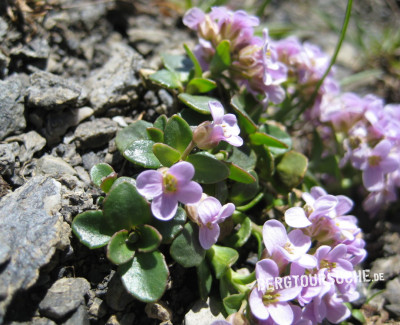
left=237, top=192, right=265, bottom=212
left=181, top=140, right=196, bottom=160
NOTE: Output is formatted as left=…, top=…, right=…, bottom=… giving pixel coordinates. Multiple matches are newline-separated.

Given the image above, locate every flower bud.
left=193, top=121, right=219, bottom=149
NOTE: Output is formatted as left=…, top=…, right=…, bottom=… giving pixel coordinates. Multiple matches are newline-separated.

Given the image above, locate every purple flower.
left=249, top=259, right=301, bottom=325
left=136, top=162, right=202, bottom=221
left=196, top=196, right=235, bottom=249
left=193, top=101, right=243, bottom=149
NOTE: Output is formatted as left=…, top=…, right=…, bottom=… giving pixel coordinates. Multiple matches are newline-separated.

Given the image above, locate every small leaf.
left=170, top=222, right=205, bottom=267
left=107, top=230, right=135, bottom=265
left=186, top=152, right=230, bottom=184
left=249, top=132, right=288, bottom=148
left=154, top=115, right=168, bottom=131
left=135, top=225, right=162, bottom=253
left=259, top=123, right=292, bottom=156
left=153, top=143, right=181, bottom=167
left=149, top=69, right=182, bottom=90
left=100, top=172, right=118, bottom=193
left=206, top=245, right=239, bottom=279
left=162, top=53, right=193, bottom=83
left=147, top=127, right=164, bottom=143
left=119, top=251, right=169, bottom=303
left=254, top=145, right=275, bottom=180
left=210, top=40, right=231, bottom=74
left=90, top=163, right=115, bottom=187
left=110, top=177, right=136, bottom=191
left=183, top=43, right=202, bottom=78
left=178, top=93, right=216, bottom=115
left=103, top=182, right=151, bottom=231
left=164, top=115, right=193, bottom=154
left=151, top=207, right=187, bottom=244
left=226, top=146, right=257, bottom=171
left=351, top=309, right=366, bottom=324
left=116, top=120, right=153, bottom=152
left=72, top=210, right=113, bottom=249
left=222, top=217, right=252, bottom=248
left=276, top=151, right=308, bottom=189
left=230, top=94, right=257, bottom=134
left=223, top=293, right=246, bottom=314
left=225, top=162, right=256, bottom=184
left=186, top=78, right=217, bottom=94
left=197, top=259, right=212, bottom=300
left=123, top=140, right=161, bottom=169
left=229, top=171, right=259, bottom=205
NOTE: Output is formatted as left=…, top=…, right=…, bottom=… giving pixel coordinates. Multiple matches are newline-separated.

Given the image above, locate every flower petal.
left=199, top=223, right=220, bottom=250
left=288, top=229, right=311, bottom=255
left=151, top=194, right=178, bottom=221
left=285, top=207, right=312, bottom=228
left=362, top=167, right=384, bottom=191
left=176, top=181, right=203, bottom=204
left=296, top=254, right=317, bottom=269
left=169, top=161, right=195, bottom=184
left=249, top=288, right=270, bottom=320
left=197, top=197, right=222, bottom=224
left=209, top=101, right=224, bottom=124
left=327, top=244, right=346, bottom=262
left=256, top=259, right=279, bottom=281
left=182, top=7, right=205, bottom=29
left=263, top=220, right=288, bottom=255
left=278, top=285, right=302, bottom=302
left=217, top=202, right=235, bottom=221
left=225, top=135, right=243, bottom=147
left=136, top=170, right=163, bottom=198
left=269, top=302, right=294, bottom=325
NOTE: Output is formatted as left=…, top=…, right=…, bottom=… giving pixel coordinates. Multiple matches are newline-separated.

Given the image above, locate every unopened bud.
left=193, top=121, right=219, bottom=150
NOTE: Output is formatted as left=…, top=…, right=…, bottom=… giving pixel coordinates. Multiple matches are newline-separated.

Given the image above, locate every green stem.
left=236, top=192, right=265, bottom=212
left=292, top=0, right=353, bottom=123
left=180, top=140, right=196, bottom=161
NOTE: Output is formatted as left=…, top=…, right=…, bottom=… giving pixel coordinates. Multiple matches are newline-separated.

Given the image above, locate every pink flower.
left=136, top=162, right=202, bottom=221
left=193, top=101, right=243, bottom=149
left=196, top=197, right=235, bottom=249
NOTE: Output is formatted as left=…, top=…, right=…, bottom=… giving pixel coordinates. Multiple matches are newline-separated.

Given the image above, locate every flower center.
left=320, top=259, right=337, bottom=272
left=368, top=155, right=381, bottom=167
left=163, top=173, right=178, bottom=193
left=221, top=123, right=231, bottom=138
left=262, top=287, right=280, bottom=305
left=283, top=242, right=294, bottom=254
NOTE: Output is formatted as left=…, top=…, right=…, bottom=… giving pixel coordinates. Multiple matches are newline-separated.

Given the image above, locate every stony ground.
left=0, top=0, right=400, bottom=324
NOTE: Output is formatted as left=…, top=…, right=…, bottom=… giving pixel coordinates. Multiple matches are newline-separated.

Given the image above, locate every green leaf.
left=210, top=40, right=231, bottom=74
left=249, top=132, right=289, bottom=148
left=225, top=162, right=256, bottom=184
left=164, top=115, right=193, bottom=154
left=197, top=259, right=212, bottom=300
left=351, top=309, right=366, bottom=324
left=135, top=224, right=162, bottom=253
left=72, top=210, right=113, bottom=249
left=226, top=146, right=257, bottom=171
left=154, top=115, right=168, bottom=131
left=230, top=94, right=257, bottom=134
left=254, top=145, right=275, bottom=180
left=276, top=151, right=308, bottom=189
left=178, top=93, right=215, bottom=115
left=186, top=152, right=230, bottom=184
left=151, top=207, right=187, bottom=244
left=183, top=43, right=202, bottom=78
left=123, top=140, right=161, bottom=169
left=100, top=172, right=118, bottom=193
left=259, top=123, right=292, bottom=156
left=223, top=293, right=245, bottom=314
left=90, top=163, right=115, bottom=187
left=186, top=78, right=217, bottom=94
left=153, top=143, right=181, bottom=167
left=170, top=222, right=205, bottom=267
left=162, top=53, right=193, bottom=83
left=103, top=182, right=151, bottom=231
left=229, top=171, right=259, bottom=205
left=206, top=245, right=239, bottom=279
left=179, top=108, right=210, bottom=127
left=119, top=251, right=169, bottom=303
left=109, top=177, right=136, bottom=191
left=107, top=230, right=135, bottom=265
left=222, top=217, right=252, bottom=248
left=116, top=120, right=153, bottom=152
left=146, top=127, right=164, bottom=143
left=149, top=69, right=182, bottom=90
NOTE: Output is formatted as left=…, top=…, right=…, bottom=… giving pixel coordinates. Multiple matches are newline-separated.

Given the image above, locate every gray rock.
left=9, top=317, right=57, bottom=325
left=0, top=176, right=65, bottom=323
left=386, top=304, right=400, bottom=317
left=85, top=42, right=143, bottom=114
left=11, top=38, right=50, bottom=61
left=105, top=274, right=135, bottom=312
left=0, top=17, right=7, bottom=42
left=0, top=51, right=9, bottom=77
left=371, top=255, right=400, bottom=279
left=74, top=118, right=118, bottom=149
left=145, top=301, right=172, bottom=321
left=62, top=304, right=90, bottom=325
left=184, top=297, right=225, bottom=325
left=27, top=71, right=82, bottom=111
left=0, top=77, right=26, bottom=140
left=0, top=243, right=10, bottom=266
left=88, top=297, right=108, bottom=320
left=0, top=142, right=19, bottom=176
left=35, top=155, right=77, bottom=178
left=39, top=277, right=90, bottom=320
left=383, top=277, right=400, bottom=305
left=44, top=107, right=94, bottom=145
left=6, top=131, right=47, bottom=163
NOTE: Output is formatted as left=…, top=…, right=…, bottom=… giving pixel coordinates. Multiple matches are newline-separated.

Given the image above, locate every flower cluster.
left=183, top=7, right=287, bottom=103
left=319, top=92, right=400, bottom=215
left=249, top=186, right=366, bottom=325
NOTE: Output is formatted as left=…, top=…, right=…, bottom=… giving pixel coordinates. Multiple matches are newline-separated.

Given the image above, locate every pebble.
left=74, top=118, right=118, bottom=149
left=34, top=155, right=77, bottom=178
left=184, top=297, right=225, bottom=325
left=105, top=274, right=135, bottom=312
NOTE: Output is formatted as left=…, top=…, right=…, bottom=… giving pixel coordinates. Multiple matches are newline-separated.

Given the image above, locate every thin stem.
left=180, top=140, right=196, bottom=160
left=236, top=192, right=265, bottom=212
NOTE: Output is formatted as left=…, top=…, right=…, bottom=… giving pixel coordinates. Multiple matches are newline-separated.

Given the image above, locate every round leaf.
left=116, top=120, right=152, bottom=152
left=153, top=143, right=181, bottom=167
left=90, top=163, right=115, bottom=187
left=226, top=146, right=257, bottom=171
left=103, top=182, right=151, bottom=231
left=100, top=172, right=118, bottom=193
left=249, top=132, right=289, bottom=149
left=259, top=123, right=292, bottom=156
left=151, top=207, right=187, bottom=244
left=210, top=40, right=231, bottom=74
left=123, top=139, right=161, bottom=169
left=197, top=259, right=212, bottom=300
left=186, top=153, right=230, bottom=184
left=186, top=78, right=217, bottom=94
left=222, top=217, right=252, bottom=248
left=170, top=222, right=205, bottom=267
left=276, top=151, right=308, bottom=189
left=107, top=230, right=135, bottom=265
left=149, top=69, right=182, bottom=90
left=110, top=177, right=136, bottom=191
left=230, top=94, right=257, bottom=134
left=72, top=210, right=113, bottom=249
left=164, top=115, right=193, bottom=154
left=135, top=225, right=162, bottom=253
left=229, top=171, right=259, bottom=205
left=178, top=93, right=216, bottom=115
left=153, top=114, right=168, bottom=131
left=119, top=251, right=169, bottom=303
left=206, top=245, right=239, bottom=279
left=162, top=53, right=193, bottom=83
left=146, top=127, right=164, bottom=143
left=226, top=162, right=256, bottom=184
